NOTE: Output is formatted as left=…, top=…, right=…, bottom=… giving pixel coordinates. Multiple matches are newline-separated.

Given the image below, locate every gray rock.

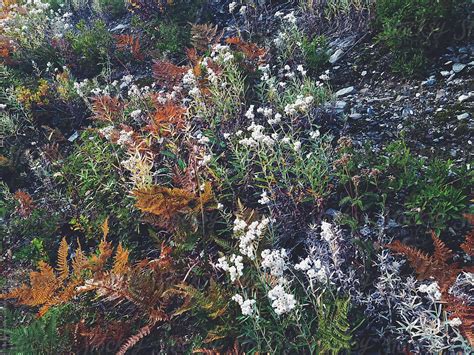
left=457, top=113, right=470, bottom=120
left=334, top=101, right=348, bottom=112
left=459, top=93, right=473, bottom=102
left=329, top=49, right=344, bottom=64
left=440, top=70, right=451, bottom=77
left=452, top=63, right=467, bottom=73
left=335, top=86, right=356, bottom=97
left=349, top=113, right=362, bottom=119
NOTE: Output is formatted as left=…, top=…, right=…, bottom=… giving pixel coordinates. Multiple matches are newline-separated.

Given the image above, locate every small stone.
left=452, top=63, right=467, bottom=73
left=440, top=71, right=451, bottom=77
left=458, top=93, right=473, bottom=102
left=349, top=113, right=362, bottom=119
left=401, top=107, right=414, bottom=117
left=361, top=70, right=367, bottom=76
left=457, top=113, right=470, bottom=120
left=68, top=131, right=79, bottom=142
left=335, top=86, right=356, bottom=97
left=334, top=101, right=347, bottom=112
left=329, top=49, right=344, bottom=64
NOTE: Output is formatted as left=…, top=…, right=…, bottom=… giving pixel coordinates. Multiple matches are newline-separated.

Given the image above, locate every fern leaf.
left=116, top=323, right=153, bottom=355
left=56, top=237, right=69, bottom=282
left=431, top=231, right=453, bottom=263
left=113, top=243, right=130, bottom=275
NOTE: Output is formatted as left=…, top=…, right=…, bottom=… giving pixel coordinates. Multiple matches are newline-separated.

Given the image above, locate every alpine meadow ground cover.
left=0, top=0, right=473, bottom=353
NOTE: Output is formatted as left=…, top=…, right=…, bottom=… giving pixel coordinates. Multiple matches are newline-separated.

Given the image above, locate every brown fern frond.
left=13, top=190, right=35, bottom=218
left=89, top=236, right=113, bottom=275
left=72, top=240, right=88, bottom=277
left=116, top=323, right=154, bottom=355
left=225, top=37, right=267, bottom=61
left=431, top=231, right=453, bottom=263
left=113, top=243, right=130, bottom=275
left=386, top=240, right=437, bottom=280
left=115, top=34, right=144, bottom=60
left=91, top=95, right=124, bottom=122
left=461, top=214, right=474, bottom=256
left=152, top=60, right=188, bottom=87
left=56, top=237, right=70, bottom=281
left=147, top=101, right=186, bottom=136
left=191, top=24, right=222, bottom=53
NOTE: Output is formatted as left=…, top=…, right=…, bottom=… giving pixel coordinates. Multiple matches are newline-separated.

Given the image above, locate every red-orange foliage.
left=387, top=222, right=474, bottom=346
left=146, top=101, right=186, bottom=136
left=152, top=60, right=188, bottom=87
left=225, top=37, right=267, bottom=61
left=13, top=190, right=35, bottom=218
left=91, top=95, right=124, bottom=122
left=115, top=34, right=144, bottom=61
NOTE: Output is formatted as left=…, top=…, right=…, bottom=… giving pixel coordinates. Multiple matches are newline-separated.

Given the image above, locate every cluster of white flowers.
left=284, top=95, right=314, bottom=115
left=283, top=11, right=297, bottom=24
left=418, top=282, right=442, bottom=302
left=267, top=112, right=282, bottom=125
left=258, top=190, right=270, bottom=205
left=117, top=129, right=134, bottom=147
left=261, top=249, right=288, bottom=277
left=232, top=294, right=256, bottom=316
left=258, top=64, right=271, bottom=82
left=238, top=122, right=275, bottom=148
left=320, top=221, right=336, bottom=242
left=228, top=1, right=238, bottom=13
left=98, top=125, right=115, bottom=140
left=257, top=106, right=273, bottom=118
left=130, top=109, right=142, bottom=120
left=211, top=44, right=234, bottom=64
left=294, top=256, right=328, bottom=282
left=267, top=284, right=296, bottom=315
left=216, top=254, right=244, bottom=282
left=233, top=217, right=271, bottom=259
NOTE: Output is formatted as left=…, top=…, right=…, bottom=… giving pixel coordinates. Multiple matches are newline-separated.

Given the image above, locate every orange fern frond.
left=225, top=37, right=266, bottom=61
left=116, top=323, right=154, bottom=355
left=56, top=237, right=70, bottom=281
left=147, top=101, right=186, bottom=136
left=386, top=240, right=437, bottom=280
left=152, top=60, right=188, bottom=87
left=91, top=95, right=124, bottom=122
left=72, top=240, right=88, bottom=277
left=13, top=190, right=35, bottom=218
left=461, top=214, right=474, bottom=256
left=115, top=34, right=144, bottom=60
left=113, top=243, right=130, bottom=275
left=431, top=231, right=453, bottom=263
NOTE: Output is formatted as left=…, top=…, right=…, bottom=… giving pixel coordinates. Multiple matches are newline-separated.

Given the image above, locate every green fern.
left=317, top=297, right=353, bottom=354
left=4, top=307, right=69, bottom=354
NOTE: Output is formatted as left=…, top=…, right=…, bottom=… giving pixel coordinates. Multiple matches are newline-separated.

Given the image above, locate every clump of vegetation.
left=0, top=0, right=472, bottom=353
left=375, top=0, right=468, bottom=75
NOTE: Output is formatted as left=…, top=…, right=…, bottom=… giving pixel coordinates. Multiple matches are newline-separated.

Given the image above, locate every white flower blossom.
left=268, top=284, right=296, bottom=315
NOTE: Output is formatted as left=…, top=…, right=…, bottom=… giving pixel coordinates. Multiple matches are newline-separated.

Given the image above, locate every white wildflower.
left=268, top=284, right=296, bottom=315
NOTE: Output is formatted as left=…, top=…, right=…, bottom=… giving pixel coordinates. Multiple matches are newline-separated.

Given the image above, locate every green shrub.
left=375, top=0, right=466, bottom=75
left=94, top=0, right=127, bottom=18
left=302, top=35, right=330, bottom=72
left=66, top=20, right=113, bottom=76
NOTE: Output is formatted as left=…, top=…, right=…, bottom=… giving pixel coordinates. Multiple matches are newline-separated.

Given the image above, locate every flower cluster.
left=267, top=284, right=297, bottom=315
left=233, top=217, right=271, bottom=259
left=216, top=254, right=244, bottom=282
left=294, top=256, right=328, bottom=283
left=261, top=249, right=288, bottom=277
left=284, top=95, right=314, bottom=115
left=232, top=294, right=257, bottom=316
left=238, top=122, right=275, bottom=148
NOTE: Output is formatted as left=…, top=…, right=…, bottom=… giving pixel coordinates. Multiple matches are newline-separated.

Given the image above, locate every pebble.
left=452, top=63, right=467, bottom=73
left=349, top=113, right=362, bottom=119
left=334, top=101, right=348, bottom=112
left=458, top=93, right=473, bottom=102
left=335, top=86, right=356, bottom=97
left=440, top=71, right=451, bottom=77
left=329, top=49, right=344, bottom=64
left=457, top=113, right=470, bottom=120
